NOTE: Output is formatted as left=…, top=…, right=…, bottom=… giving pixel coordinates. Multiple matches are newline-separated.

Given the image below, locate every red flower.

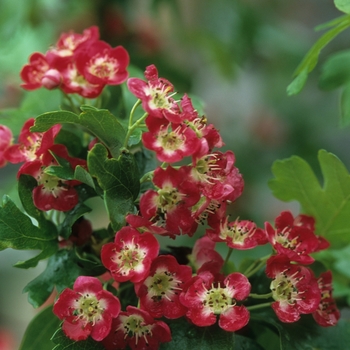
left=265, top=211, right=326, bottom=264
left=142, top=115, right=201, bottom=163
left=135, top=255, right=192, bottom=319
left=266, top=255, right=321, bottom=323
left=101, top=226, right=159, bottom=283
left=180, top=271, right=251, bottom=332
left=17, top=144, right=85, bottom=211
left=207, top=217, right=268, bottom=250
left=74, top=40, right=129, bottom=85
left=53, top=276, right=121, bottom=341
left=102, top=306, right=171, bottom=350
left=20, top=52, right=50, bottom=90
left=0, top=125, right=12, bottom=168
left=4, top=118, right=61, bottom=164
left=312, top=271, right=340, bottom=327
left=139, top=166, right=200, bottom=236
left=188, top=235, right=224, bottom=272
left=127, top=64, right=181, bottom=123
left=191, top=150, right=244, bottom=203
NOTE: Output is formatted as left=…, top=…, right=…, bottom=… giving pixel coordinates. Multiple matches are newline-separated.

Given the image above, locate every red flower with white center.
left=4, top=118, right=61, bottom=164
left=47, top=26, right=100, bottom=59
left=312, top=271, right=340, bottom=327
left=127, top=64, right=181, bottom=123
left=180, top=271, right=251, bottom=331
left=0, top=125, right=12, bottom=168
left=180, top=94, right=223, bottom=151
left=191, top=150, right=244, bottom=203
left=135, top=255, right=192, bottom=319
left=207, top=217, right=268, bottom=250
left=101, top=226, right=159, bottom=283
left=74, top=40, right=129, bottom=86
left=20, top=52, right=50, bottom=90
left=265, top=211, right=323, bottom=264
left=102, top=306, right=171, bottom=350
left=266, top=255, right=321, bottom=323
left=188, top=235, right=224, bottom=272
left=17, top=144, right=85, bottom=211
left=53, top=276, right=120, bottom=341
left=139, top=166, right=200, bottom=236
left=59, top=61, right=105, bottom=98
left=142, top=115, right=201, bottom=163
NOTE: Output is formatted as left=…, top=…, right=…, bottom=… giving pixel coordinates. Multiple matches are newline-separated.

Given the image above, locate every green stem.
left=221, top=248, right=233, bottom=273
left=243, top=253, right=271, bottom=278
left=246, top=302, right=273, bottom=311
left=62, top=92, right=80, bottom=114
left=249, top=292, right=272, bottom=299
left=140, top=170, right=154, bottom=183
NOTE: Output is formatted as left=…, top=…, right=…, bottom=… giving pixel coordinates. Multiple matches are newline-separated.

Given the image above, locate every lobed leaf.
left=88, top=143, right=139, bottom=231
left=0, top=195, right=58, bottom=267
left=269, top=149, right=350, bottom=248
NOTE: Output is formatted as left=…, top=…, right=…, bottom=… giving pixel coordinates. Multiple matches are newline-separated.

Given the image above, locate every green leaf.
left=52, top=329, right=105, bottom=350
left=74, top=166, right=96, bottom=189
left=162, top=319, right=263, bottom=350
left=78, top=106, right=126, bottom=158
left=19, top=305, right=60, bottom=350
left=287, top=15, right=350, bottom=95
left=251, top=311, right=350, bottom=350
left=335, top=0, right=350, bottom=14
left=319, top=50, right=350, bottom=90
left=0, top=195, right=58, bottom=267
left=340, top=83, right=350, bottom=126
left=23, top=249, right=88, bottom=308
left=88, top=143, right=140, bottom=231
left=269, top=150, right=350, bottom=248
left=58, top=203, right=92, bottom=239
left=31, top=108, right=127, bottom=158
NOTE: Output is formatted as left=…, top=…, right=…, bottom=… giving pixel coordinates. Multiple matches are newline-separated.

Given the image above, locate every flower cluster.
left=0, top=26, right=341, bottom=350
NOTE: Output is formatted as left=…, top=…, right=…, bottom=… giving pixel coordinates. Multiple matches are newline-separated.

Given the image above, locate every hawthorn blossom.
left=142, top=115, right=201, bottom=163
left=180, top=270, right=251, bottom=332
left=101, top=226, right=159, bottom=283
left=139, top=165, right=200, bottom=236
left=53, top=276, right=121, bottom=341
left=74, top=40, right=129, bottom=85
left=135, top=255, right=192, bottom=319
left=313, top=271, right=340, bottom=327
left=17, top=144, right=86, bottom=211
left=0, top=125, right=12, bottom=168
left=266, top=255, right=321, bottom=323
left=265, top=211, right=328, bottom=264
left=4, top=118, right=61, bottom=164
left=206, top=217, right=268, bottom=250
left=102, top=306, right=171, bottom=350
left=127, top=64, right=181, bottom=122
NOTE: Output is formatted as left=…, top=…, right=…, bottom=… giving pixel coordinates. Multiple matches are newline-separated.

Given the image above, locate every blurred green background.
left=1, top=0, right=350, bottom=348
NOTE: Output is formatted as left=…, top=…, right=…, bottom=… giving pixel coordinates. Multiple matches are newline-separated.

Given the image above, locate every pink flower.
left=101, top=226, right=159, bottom=283
left=20, top=52, right=50, bottom=90
left=127, top=64, right=181, bottom=122
left=312, top=271, right=340, bottom=327
left=0, top=125, right=12, bottom=168
left=17, top=144, right=86, bottom=211
left=142, top=115, right=201, bottom=163
left=180, top=271, right=251, bottom=331
left=74, top=40, right=129, bottom=85
left=139, top=166, right=200, bottom=236
left=4, top=118, right=61, bottom=164
left=207, top=217, right=268, bottom=250
left=135, top=255, right=192, bottom=319
left=53, top=276, right=121, bottom=341
left=266, top=255, right=321, bottom=323
left=265, top=211, right=326, bottom=264
left=102, top=306, right=171, bottom=350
